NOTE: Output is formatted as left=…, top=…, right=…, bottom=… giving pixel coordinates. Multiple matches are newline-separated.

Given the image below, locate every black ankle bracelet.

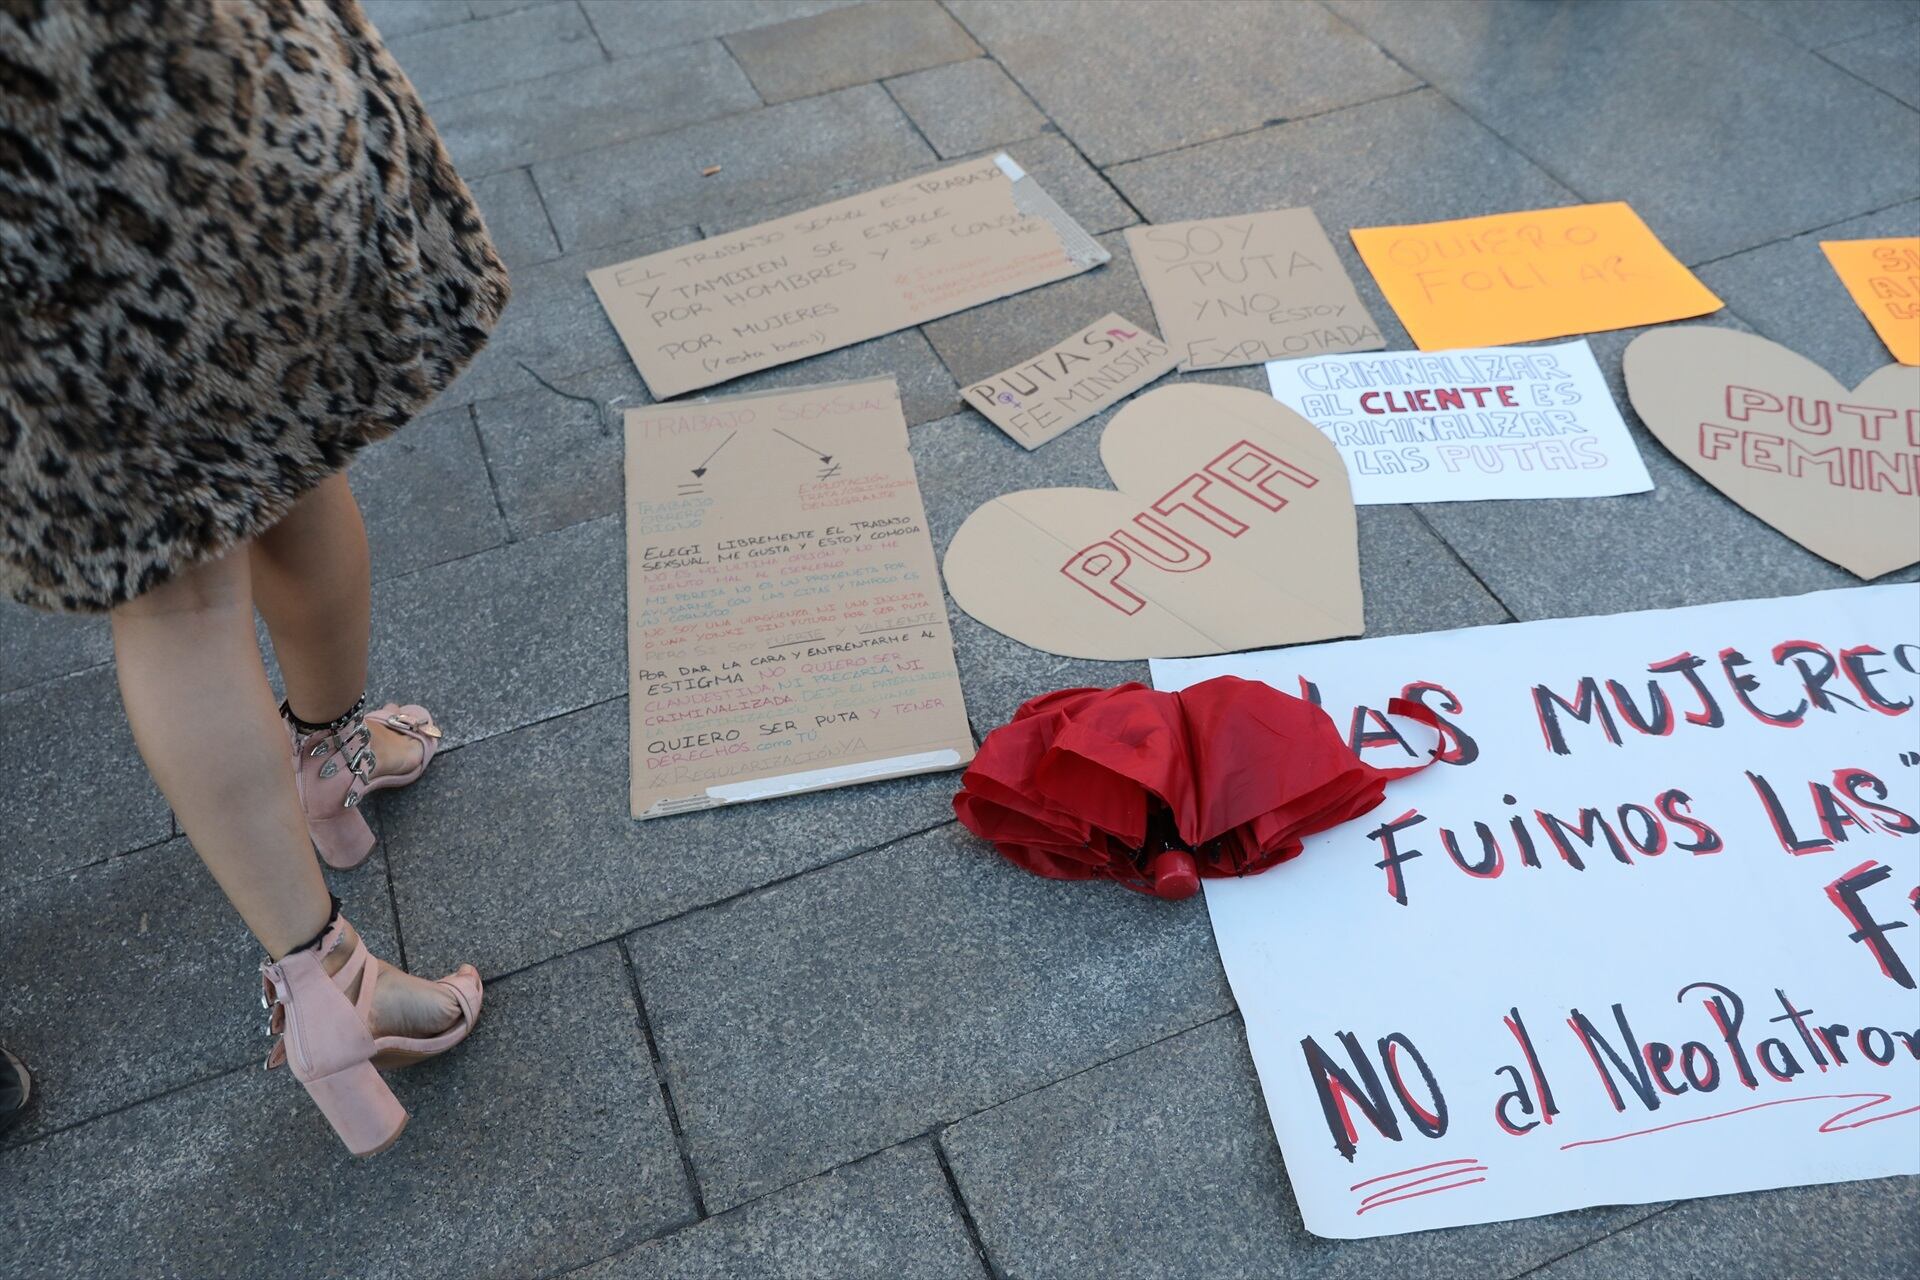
left=284, top=895, right=344, bottom=957
left=280, top=694, right=366, bottom=736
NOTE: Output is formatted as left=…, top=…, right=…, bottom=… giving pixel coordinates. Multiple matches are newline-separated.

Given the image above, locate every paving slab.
left=433, top=226, right=700, bottom=411
left=698, top=130, right=1135, bottom=239
left=1525, top=1177, right=1920, bottom=1279
left=942, top=1016, right=1661, bottom=1280
left=0, top=666, right=170, bottom=889
left=535, top=84, right=935, bottom=251
left=469, top=0, right=549, bottom=16
left=1696, top=199, right=1920, bottom=388
left=467, top=167, right=562, bottom=267
left=725, top=0, right=981, bottom=105
left=1324, top=0, right=1920, bottom=264
left=1724, top=0, right=1917, bottom=48
left=1822, top=20, right=1920, bottom=113
left=570, top=1141, right=985, bottom=1279
left=350, top=406, right=508, bottom=579
left=474, top=328, right=960, bottom=539
left=363, top=0, right=473, bottom=40
left=0, top=835, right=399, bottom=1144
left=0, top=945, right=696, bottom=1280
left=378, top=697, right=961, bottom=977
left=950, top=0, right=1415, bottom=166
left=1108, top=89, right=1578, bottom=353
left=885, top=57, right=1049, bottom=158
left=0, top=601, right=110, bottom=695
left=366, top=516, right=626, bottom=751
left=431, top=40, right=760, bottom=180
left=628, top=820, right=1235, bottom=1211
left=387, top=0, right=603, bottom=102
left=582, top=0, right=860, bottom=55
left=1410, top=322, right=1905, bottom=623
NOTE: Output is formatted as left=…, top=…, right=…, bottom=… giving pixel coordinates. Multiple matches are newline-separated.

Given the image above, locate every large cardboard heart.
left=943, top=384, right=1362, bottom=659
left=1624, top=327, right=1920, bottom=579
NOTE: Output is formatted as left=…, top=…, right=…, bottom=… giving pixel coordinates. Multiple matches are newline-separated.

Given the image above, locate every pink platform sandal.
left=286, top=696, right=443, bottom=871
left=260, top=902, right=482, bottom=1157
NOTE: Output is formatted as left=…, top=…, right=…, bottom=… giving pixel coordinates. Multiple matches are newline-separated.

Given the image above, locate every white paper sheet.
left=1264, top=339, right=1654, bottom=504
left=1152, top=586, right=1920, bottom=1238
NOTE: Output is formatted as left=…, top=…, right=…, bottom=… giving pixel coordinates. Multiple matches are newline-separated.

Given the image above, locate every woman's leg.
left=110, top=548, right=331, bottom=958
left=247, top=472, right=418, bottom=777
left=111, top=502, right=455, bottom=1034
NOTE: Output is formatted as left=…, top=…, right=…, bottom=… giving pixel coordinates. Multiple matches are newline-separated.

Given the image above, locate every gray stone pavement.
left=2, top=1, right=1917, bottom=1276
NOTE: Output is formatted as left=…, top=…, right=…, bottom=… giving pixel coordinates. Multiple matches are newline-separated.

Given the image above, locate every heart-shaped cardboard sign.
left=943, top=384, right=1362, bottom=659
left=1624, top=327, right=1920, bottom=579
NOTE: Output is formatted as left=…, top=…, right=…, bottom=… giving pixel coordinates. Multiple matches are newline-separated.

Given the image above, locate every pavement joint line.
left=1809, top=44, right=1920, bottom=119
left=1683, top=193, right=1920, bottom=271
left=1408, top=504, right=1520, bottom=624
left=520, top=163, right=569, bottom=262
left=573, top=0, right=614, bottom=63
left=933, top=1132, right=1005, bottom=1280
left=6, top=827, right=180, bottom=895
left=616, top=935, right=709, bottom=1218
left=1501, top=1200, right=1678, bottom=1278
left=462, top=400, right=516, bottom=545
left=373, top=811, right=412, bottom=973
left=1102, top=79, right=1434, bottom=180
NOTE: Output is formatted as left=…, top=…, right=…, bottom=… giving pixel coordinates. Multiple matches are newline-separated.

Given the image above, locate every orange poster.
left=1351, top=202, right=1721, bottom=351
left=1820, top=237, right=1920, bottom=366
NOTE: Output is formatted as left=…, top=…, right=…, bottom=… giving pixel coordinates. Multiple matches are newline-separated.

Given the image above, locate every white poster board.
left=1152, top=586, right=1920, bottom=1238
left=1265, top=339, right=1653, bottom=504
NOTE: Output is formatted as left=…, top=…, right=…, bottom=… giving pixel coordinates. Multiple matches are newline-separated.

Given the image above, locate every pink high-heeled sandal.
left=287, top=697, right=443, bottom=871
left=260, top=908, right=482, bottom=1157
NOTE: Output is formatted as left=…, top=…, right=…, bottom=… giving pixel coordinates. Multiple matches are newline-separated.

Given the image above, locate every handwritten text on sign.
left=624, top=380, right=974, bottom=817
left=1351, top=202, right=1722, bottom=351
left=1128, top=208, right=1384, bottom=371
left=1267, top=339, right=1653, bottom=504
left=590, top=155, right=1106, bottom=399
left=1153, top=587, right=1919, bottom=1238
left=1821, top=237, right=1920, bottom=366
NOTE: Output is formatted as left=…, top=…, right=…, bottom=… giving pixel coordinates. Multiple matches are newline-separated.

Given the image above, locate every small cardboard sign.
left=1127, top=209, right=1385, bottom=372
left=1351, top=202, right=1722, bottom=351
left=1623, top=326, right=1920, bottom=579
left=624, top=378, right=976, bottom=817
left=966, top=313, right=1178, bottom=449
left=590, top=154, right=1108, bottom=400
left=1820, top=237, right=1920, bottom=366
left=942, top=384, right=1362, bottom=660
left=1266, top=339, right=1654, bottom=504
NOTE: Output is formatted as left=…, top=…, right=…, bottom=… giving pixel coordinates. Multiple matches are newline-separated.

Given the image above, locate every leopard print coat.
left=1, top=0, right=509, bottom=612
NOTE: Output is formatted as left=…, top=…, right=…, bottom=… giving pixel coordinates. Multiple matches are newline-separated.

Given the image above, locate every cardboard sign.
left=1821, top=238, right=1920, bottom=366
left=624, top=378, right=975, bottom=817
left=966, top=313, right=1178, bottom=449
left=942, top=384, right=1361, bottom=660
left=1127, top=209, right=1385, bottom=372
left=1351, top=202, right=1722, bottom=351
left=1624, top=327, right=1920, bottom=580
left=590, top=154, right=1108, bottom=399
left=1266, top=339, right=1653, bottom=504
left=1153, top=585, right=1920, bottom=1238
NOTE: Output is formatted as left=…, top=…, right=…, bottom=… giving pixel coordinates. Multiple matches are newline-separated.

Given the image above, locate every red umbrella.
left=954, top=676, right=1437, bottom=899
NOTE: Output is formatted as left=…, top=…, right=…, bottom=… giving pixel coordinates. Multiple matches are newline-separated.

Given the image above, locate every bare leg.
left=111, top=548, right=330, bottom=958
left=112, top=505, right=455, bottom=1034
left=248, top=473, right=419, bottom=777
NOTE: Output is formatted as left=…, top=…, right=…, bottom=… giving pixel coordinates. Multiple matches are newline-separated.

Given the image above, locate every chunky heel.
left=303, top=1060, right=408, bottom=1157
left=260, top=909, right=481, bottom=1156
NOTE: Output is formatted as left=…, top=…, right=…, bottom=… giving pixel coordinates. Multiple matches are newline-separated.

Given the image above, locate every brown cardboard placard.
left=942, top=384, right=1363, bottom=659
left=965, top=312, right=1178, bottom=449
left=625, top=378, right=975, bottom=818
left=1126, top=209, right=1384, bottom=372
left=590, top=154, right=1108, bottom=400
left=1623, top=326, right=1920, bottom=579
